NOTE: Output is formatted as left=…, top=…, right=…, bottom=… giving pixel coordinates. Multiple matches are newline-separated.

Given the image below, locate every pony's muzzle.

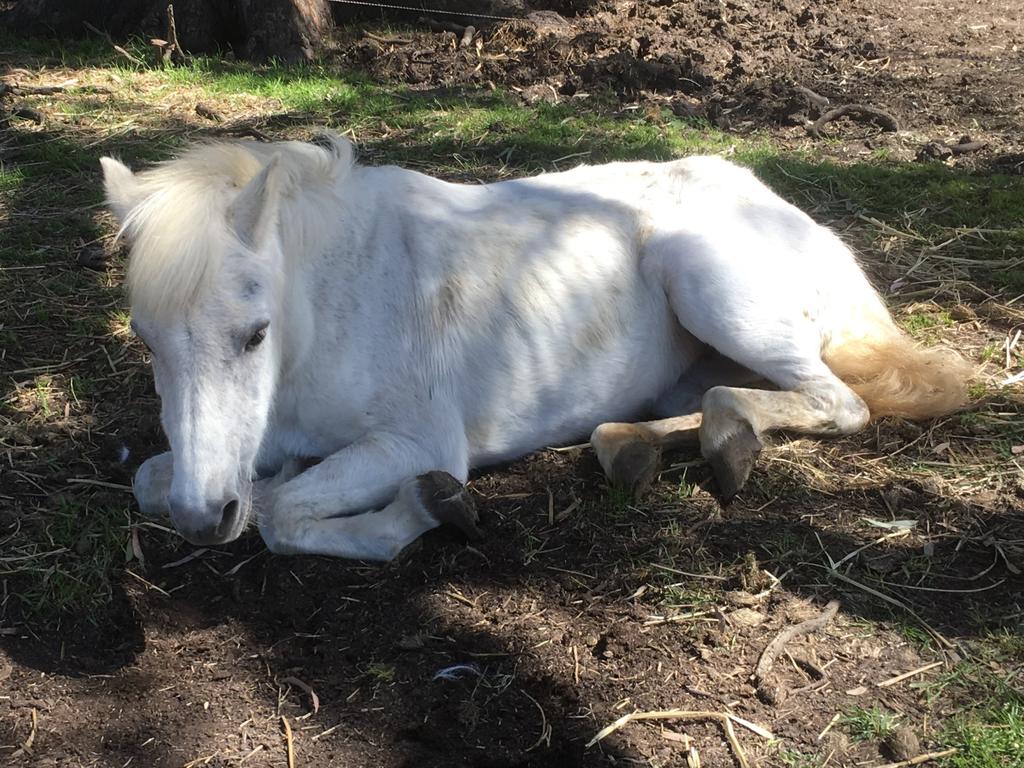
left=169, top=493, right=244, bottom=545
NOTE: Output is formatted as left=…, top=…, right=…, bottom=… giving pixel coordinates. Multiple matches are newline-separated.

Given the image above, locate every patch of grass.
left=0, top=164, right=25, bottom=194
left=841, top=706, right=900, bottom=742
left=777, top=748, right=824, bottom=768
left=363, top=662, right=397, bottom=683
left=979, top=342, right=1001, bottom=363
left=942, top=701, right=1024, bottom=768
left=902, top=309, right=954, bottom=337
left=993, top=267, right=1024, bottom=294
left=750, top=156, right=1024, bottom=299
left=5, top=498, right=130, bottom=621
left=600, top=486, right=634, bottom=519
left=675, top=470, right=698, bottom=499
left=911, top=654, right=1024, bottom=768
left=983, top=627, right=1024, bottom=660
left=896, top=622, right=937, bottom=650
left=34, top=376, right=53, bottom=417
left=160, top=59, right=370, bottom=114
left=657, top=583, right=719, bottom=610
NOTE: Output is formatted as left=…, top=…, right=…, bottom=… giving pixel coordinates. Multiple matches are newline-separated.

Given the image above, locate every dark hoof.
left=609, top=440, right=662, bottom=499
left=416, top=471, right=482, bottom=541
left=707, top=422, right=763, bottom=503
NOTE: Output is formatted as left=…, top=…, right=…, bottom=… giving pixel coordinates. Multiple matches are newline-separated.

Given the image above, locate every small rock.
left=396, top=633, right=426, bottom=650
left=917, top=141, right=953, bottom=162
left=821, top=731, right=851, bottom=758
left=195, top=102, right=225, bottom=122
left=76, top=244, right=109, bottom=271
left=729, top=607, right=766, bottom=627
left=885, top=726, right=921, bottom=761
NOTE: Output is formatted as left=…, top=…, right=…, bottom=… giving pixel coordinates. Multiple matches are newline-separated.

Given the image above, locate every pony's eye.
left=245, top=326, right=267, bottom=352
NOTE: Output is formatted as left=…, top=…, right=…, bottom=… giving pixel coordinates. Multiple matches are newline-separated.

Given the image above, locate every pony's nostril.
left=220, top=497, right=241, bottom=530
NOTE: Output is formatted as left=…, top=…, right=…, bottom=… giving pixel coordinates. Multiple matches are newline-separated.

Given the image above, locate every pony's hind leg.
left=593, top=370, right=870, bottom=501
left=591, top=414, right=702, bottom=497
left=591, top=348, right=761, bottom=497
left=642, top=222, right=872, bottom=500
left=699, top=373, right=869, bottom=500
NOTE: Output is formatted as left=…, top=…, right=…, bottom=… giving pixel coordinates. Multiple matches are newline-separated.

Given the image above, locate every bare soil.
left=2, top=1, right=1024, bottom=767
left=338, top=0, right=1024, bottom=168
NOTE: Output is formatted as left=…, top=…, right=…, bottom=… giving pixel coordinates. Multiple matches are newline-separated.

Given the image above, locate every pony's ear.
left=229, top=154, right=282, bottom=250
left=100, top=157, right=142, bottom=226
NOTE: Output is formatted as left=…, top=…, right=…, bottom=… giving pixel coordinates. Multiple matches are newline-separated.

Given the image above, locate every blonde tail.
left=824, top=332, right=972, bottom=420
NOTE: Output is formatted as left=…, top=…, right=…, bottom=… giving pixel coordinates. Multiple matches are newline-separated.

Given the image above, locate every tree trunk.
left=237, top=0, right=334, bottom=63
left=2, top=0, right=335, bottom=63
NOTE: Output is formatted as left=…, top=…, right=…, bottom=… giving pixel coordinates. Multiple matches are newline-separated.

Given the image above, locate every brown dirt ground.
left=2, top=1, right=1024, bottom=767
left=336, top=0, right=1023, bottom=168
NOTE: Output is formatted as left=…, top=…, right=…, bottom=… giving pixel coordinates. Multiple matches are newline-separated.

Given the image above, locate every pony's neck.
left=271, top=168, right=369, bottom=377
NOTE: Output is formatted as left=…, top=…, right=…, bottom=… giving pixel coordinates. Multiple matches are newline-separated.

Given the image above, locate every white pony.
left=101, top=133, right=969, bottom=559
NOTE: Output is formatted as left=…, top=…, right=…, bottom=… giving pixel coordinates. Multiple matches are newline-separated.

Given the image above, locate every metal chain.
left=325, top=0, right=527, bottom=22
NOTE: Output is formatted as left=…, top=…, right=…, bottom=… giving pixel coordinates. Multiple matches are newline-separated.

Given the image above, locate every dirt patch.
left=3, top=444, right=1022, bottom=767
left=336, top=0, right=1024, bottom=165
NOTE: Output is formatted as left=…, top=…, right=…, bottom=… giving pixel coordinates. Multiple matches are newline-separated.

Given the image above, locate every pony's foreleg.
left=591, top=414, right=702, bottom=497
left=257, top=431, right=474, bottom=559
left=264, top=431, right=468, bottom=518
left=259, top=471, right=479, bottom=560
left=133, top=451, right=173, bottom=518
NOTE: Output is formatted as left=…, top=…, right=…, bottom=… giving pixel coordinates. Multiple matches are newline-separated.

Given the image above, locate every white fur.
left=103, top=134, right=886, bottom=557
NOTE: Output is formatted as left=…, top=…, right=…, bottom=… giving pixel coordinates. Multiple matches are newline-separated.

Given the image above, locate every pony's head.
left=101, top=136, right=351, bottom=544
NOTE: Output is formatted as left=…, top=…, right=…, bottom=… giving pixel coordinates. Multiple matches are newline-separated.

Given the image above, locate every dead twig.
left=195, top=103, right=225, bottom=122
left=9, top=708, right=38, bottom=759
left=522, top=690, right=552, bottom=751
left=150, top=6, right=186, bottom=66
left=817, top=713, right=841, bottom=741
left=948, top=139, right=987, bottom=155
left=9, top=106, right=43, bottom=123
left=808, top=104, right=899, bottom=138
left=793, top=83, right=830, bottom=111
left=876, top=661, right=944, bottom=688
left=754, top=600, right=839, bottom=703
left=85, top=17, right=144, bottom=68
left=280, top=675, right=321, bottom=714
left=5, top=84, right=104, bottom=95
left=825, top=569, right=954, bottom=651
left=167, top=4, right=187, bottom=65
left=363, top=31, right=414, bottom=44
left=281, top=715, right=296, bottom=768
left=113, top=44, right=147, bottom=67
left=587, top=709, right=773, bottom=768
left=82, top=18, right=142, bottom=68
left=917, top=137, right=988, bottom=161
left=213, top=120, right=273, bottom=142
left=419, top=16, right=468, bottom=35
left=876, top=747, right=958, bottom=768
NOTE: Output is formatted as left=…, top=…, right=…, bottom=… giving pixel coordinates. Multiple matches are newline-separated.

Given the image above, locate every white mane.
left=118, top=133, right=354, bottom=319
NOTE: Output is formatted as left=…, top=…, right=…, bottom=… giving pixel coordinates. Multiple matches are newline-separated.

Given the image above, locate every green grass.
left=943, top=701, right=1024, bottom=768
left=903, top=309, right=954, bottom=336
left=922, top=660, right=1024, bottom=768
left=841, top=705, right=901, bottom=742
left=363, top=661, right=397, bottom=683
left=777, top=748, right=824, bottom=768
left=5, top=498, right=131, bottom=621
